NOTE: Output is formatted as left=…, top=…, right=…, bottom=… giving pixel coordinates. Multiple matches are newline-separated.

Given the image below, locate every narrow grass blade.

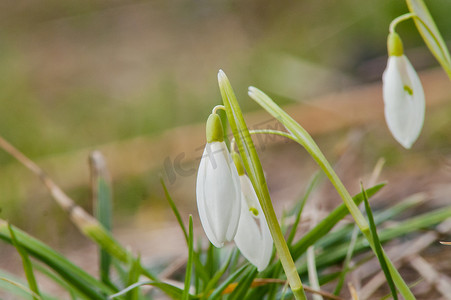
left=109, top=281, right=185, bottom=300
left=228, top=267, right=258, bottom=300
left=333, top=225, right=359, bottom=295
left=248, top=88, right=414, bottom=299
left=8, top=224, right=41, bottom=300
left=192, top=254, right=210, bottom=288
left=263, top=263, right=283, bottom=300
left=287, top=171, right=321, bottom=245
left=306, top=246, right=322, bottom=300
left=362, top=184, right=398, bottom=300
left=406, top=0, right=451, bottom=78
left=280, top=281, right=290, bottom=300
left=90, top=151, right=113, bottom=284
left=250, top=184, right=384, bottom=299
left=32, top=263, right=78, bottom=300
left=201, top=249, right=236, bottom=300
left=206, top=264, right=249, bottom=300
left=182, top=216, right=194, bottom=300
left=0, top=220, right=115, bottom=300
left=112, top=259, right=128, bottom=288
left=0, top=136, right=155, bottom=281
left=0, top=277, right=43, bottom=300
left=126, top=256, right=142, bottom=300
left=205, top=243, right=220, bottom=279
left=300, top=205, right=451, bottom=273
left=218, top=70, right=306, bottom=300
left=248, top=87, right=367, bottom=231
left=291, top=183, right=385, bottom=259
left=317, top=192, right=425, bottom=251
left=161, top=177, right=189, bottom=244
left=319, top=270, right=342, bottom=286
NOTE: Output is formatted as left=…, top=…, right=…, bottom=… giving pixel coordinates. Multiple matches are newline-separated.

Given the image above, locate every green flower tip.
left=217, top=69, right=227, bottom=84
left=232, top=152, right=245, bottom=176
left=206, top=113, right=224, bottom=143
left=387, top=32, right=404, bottom=56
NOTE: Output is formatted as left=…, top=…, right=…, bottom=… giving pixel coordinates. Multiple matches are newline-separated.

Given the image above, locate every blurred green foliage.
left=0, top=0, right=450, bottom=238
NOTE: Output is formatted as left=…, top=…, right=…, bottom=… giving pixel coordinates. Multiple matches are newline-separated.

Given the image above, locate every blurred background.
left=1, top=0, right=451, bottom=289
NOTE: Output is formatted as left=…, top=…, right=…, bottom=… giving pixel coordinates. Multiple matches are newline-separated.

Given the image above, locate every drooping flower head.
left=382, top=32, right=425, bottom=149
left=232, top=152, right=273, bottom=271
left=196, top=112, right=241, bottom=248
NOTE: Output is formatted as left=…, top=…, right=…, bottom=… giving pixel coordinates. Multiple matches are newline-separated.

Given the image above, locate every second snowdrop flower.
left=196, top=111, right=241, bottom=248
left=382, top=32, right=425, bottom=149
left=232, top=153, right=273, bottom=271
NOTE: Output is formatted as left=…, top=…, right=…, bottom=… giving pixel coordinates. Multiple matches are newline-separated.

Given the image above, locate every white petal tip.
left=212, top=241, right=224, bottom=248
left=257, top=265, right=268, bottom=272
left=400, top=142, right=413, bottom=149
left=392, top=130, right=417, bottom=149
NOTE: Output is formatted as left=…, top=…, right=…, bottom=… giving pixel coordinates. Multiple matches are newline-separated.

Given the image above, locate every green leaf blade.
left=160, top=177, right=189, bottom=244
left=182, top=216, right=194, bottom=300
left=218, top=70, right=306, bottom=299
left=406, top=0, right=451, bottom=77
left=90, top=151, right=114, bottom=285
left=0, top=220, right=114, bottom=300
left=8, top=224, right=41, bottom=300
left=291, top=183, right=385, bottom=259
left=228, top=267, right=258, bottom=300
left=361, top=184, right=398, bottom=300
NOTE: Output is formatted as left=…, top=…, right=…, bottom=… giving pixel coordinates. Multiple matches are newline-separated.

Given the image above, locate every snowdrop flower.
left=196, top=112, right=241, bottom=248
left=382, top=32, right=425, bottom=149
left=232, top=153, right=273, bottom=271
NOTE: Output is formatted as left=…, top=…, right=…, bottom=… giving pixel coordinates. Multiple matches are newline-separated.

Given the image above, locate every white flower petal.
left=382, top=55, right=425, bottom=149
left=234, top=175, right=273, bottom=271
left=239, top=175, right=260, bottom=211
left=196, top=141, right=241, bottom=248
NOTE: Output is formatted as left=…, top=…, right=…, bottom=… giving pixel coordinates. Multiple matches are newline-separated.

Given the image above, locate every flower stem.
left=249, top=87, right=416, bottom=299
left=230, top=129, right=296, bottom=152
left=389, top=12, right=451, bottom=79
left=218, top=70, right=307, bottom=300
left=259, top=186, right=306, bottom=300
left=389, top=13, right=416, bottom=33
left=212, top=105, right=226, bottom=114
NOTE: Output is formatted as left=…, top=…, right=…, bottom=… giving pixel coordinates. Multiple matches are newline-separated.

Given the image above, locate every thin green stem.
left=389, top=12, right=451, bottom=78
left=230, top=129, right=296, bottom=152
left=389, top=13, right=416, bottom=33
left=248, top=87, right=415, bottom=300
left=412, top=15, right=451, bottom=77
left=390, top=13, right=441, bottom=53
left=333, top=225, right=359, bottom=295
left=212, top=105, right=225, bottom=114
left=249, top=129, right=296, bottom=141
left=218, top=71, right=307, bottom=300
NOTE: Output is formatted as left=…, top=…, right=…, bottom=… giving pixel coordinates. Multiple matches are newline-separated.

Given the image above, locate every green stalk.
left=333, top=225, right=359, bottom=295
left=8, top=224, right=41, bottom=300
left=389, top=12, right=451, bottom=79
left=405, top=0, right=451, bottom=79
left=218, top=70, right=307, bottom=300
left=0, top=135, right=156, bottom=282
left=248, top=87, right=415, bottom=300
left=89, top=151, right=113, bottom=285
left=362, top=184, right=398, bottom=300
left=248, top=87, right=368, bottom=231
left=182, top=216, right=194, bottom=300
left=0, top=220, right=114, bottom=300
